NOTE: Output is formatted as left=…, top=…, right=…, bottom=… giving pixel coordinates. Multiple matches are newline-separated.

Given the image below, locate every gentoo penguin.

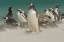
left=17, top=9, right=27, bottom=27
left=49, top=8, right=58, bottom=22
left=3, top=17, right=20, bottom=27
left=27, top=3, right=39, bottom=33
left=44, top=8, right=51, bottom=19
left=6, top=6, right=13, bottom=18
left=49, top=8, right=58, bottom=27
left=54, top=4, right=61, bottom=22
left=49, top=8, right=55, bottom=22
left=3, top=6, right=19, bottom=27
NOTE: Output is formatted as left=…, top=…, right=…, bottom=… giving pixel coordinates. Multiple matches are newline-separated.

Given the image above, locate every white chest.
left=45, top=10, right=50, bottom=16
left=27, top=9, right=37, bottom=18
left=17, top=12, right=27, bottom=22
left=54, top=8, right=59, bottom=15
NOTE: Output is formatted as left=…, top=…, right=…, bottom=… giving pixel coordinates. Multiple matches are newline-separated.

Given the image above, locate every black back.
left=6, top=6, right=13, bottom=18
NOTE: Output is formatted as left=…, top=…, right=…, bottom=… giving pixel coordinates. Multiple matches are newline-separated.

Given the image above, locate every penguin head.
left=17, top=9, right=21, bottom=12
left=44, top=8, right=49, bottom=12
left=3, top=17, right=8, bottom=20
left=56, top=4, right=60, bottom=8
left=17, top=9, right=24, bottom=13
left=27, top=3, right=34, bottom=8
left=9, top=6, right=12, bottom=9
left=49, top=8, right=53, bottom=11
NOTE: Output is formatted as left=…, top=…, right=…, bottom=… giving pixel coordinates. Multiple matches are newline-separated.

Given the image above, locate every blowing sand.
left=0, top=21, right=64, bottom=42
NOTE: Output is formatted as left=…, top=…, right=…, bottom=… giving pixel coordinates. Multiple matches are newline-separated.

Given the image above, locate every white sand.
left=0, top=22, right=64, bottom=42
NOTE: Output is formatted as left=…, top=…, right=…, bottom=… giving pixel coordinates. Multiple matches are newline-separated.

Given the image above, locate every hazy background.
left=0, top=0, right=64, bottom=23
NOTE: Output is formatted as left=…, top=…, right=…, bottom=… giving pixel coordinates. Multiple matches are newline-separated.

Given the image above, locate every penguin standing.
left=49, top=8, right=58, bottom=22
left=44, top=8, right=51, bottom=19
left=45, top=9, right=50, bottom=16
left=27, top=3, right=39, bottom=33
left=3, top=17, right=19, bottom=27
left=49, top=8, right=55, bottom=22
left=54, top=4, right=61, bottom=22
left=49, top=8, right=58, bottom=27
left=17, top=9, right=27, bottom=27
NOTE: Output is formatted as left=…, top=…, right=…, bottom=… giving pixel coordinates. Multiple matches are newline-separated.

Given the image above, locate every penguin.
left=3, top=17, right=20, bottom=27
left=17, top=9, right=27, bottom=27
left=27, top=3, right=39, bottom=33
left=49, top=8, right=55, bottom=22
left=3, top=6, right=20, bottom=27
left=54, top=4, right=60, bottom=16
left=44, top=8, right=51, bottom=19
left=49, top=8, right=58, bottom=22
left=49, top=8, right=58, bottom=27
left=54, top=4, right=61, bottom=22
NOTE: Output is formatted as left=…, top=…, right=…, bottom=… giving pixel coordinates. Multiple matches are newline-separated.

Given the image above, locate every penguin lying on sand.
left=3, top=17, right=20, bottom=27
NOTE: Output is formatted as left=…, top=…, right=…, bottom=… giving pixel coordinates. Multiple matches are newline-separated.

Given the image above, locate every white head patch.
left=46, top=8, right=48, bottom=11
left=50, top=8, right=53, bottom=11
left=30, top=3, right=33, bottom=6
left=5, top=17, right=8, bottom=20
